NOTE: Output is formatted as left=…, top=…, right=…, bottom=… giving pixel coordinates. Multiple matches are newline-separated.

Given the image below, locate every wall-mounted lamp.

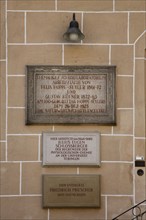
left=63, top=13, right=85, bottom=42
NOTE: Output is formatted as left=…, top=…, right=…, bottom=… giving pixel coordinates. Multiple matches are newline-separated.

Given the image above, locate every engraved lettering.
left=35, top=72, right=108, bottom=116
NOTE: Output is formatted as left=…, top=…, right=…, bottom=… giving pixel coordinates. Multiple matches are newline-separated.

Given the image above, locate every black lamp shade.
left=63, top=13, right=85, bottom=42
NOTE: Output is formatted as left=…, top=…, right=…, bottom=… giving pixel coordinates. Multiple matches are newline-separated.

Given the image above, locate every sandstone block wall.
left=0, top=1, right=146, bottom=219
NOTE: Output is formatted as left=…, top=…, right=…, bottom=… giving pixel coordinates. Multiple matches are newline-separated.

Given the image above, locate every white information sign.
left=42, top=132, right=100, bottom=166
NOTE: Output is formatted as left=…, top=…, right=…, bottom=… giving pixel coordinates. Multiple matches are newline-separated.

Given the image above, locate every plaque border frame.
left=26, top=65, right=116, bottom=125
left=42, top=131, right=100, bottom=167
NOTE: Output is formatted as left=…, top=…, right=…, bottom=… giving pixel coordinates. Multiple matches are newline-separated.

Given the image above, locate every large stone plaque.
left=42, top=174, right=101, bottom=208
left=42, top=132, right=100, bottom=166
left=26, top=65, right=116, bottom=124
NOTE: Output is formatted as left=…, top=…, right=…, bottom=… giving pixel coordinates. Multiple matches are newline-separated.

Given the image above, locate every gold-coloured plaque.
left=42, top=174, right=101, bottom=208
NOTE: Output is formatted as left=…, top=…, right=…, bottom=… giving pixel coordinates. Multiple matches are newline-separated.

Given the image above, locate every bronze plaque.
left=42, top=174, right=101, bottom=208
left=42, top=131, right=100, bottom=166
left=26, top=65, right=116, bottom=124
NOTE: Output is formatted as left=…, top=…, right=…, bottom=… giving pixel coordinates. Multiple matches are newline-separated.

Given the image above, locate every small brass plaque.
left=42, top=174, right=101, bottom=208
left=26, top=65, right=116, bottom=124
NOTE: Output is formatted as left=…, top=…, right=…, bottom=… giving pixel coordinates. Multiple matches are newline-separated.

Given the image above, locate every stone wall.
left=0, top=0, right=146, bottom=219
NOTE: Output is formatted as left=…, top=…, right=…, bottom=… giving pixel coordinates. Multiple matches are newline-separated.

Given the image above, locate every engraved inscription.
left=50, top=183, right=93, bottom=197
left=42, top=175, right=101, bottom=208
left=50, top=136, right=91, bottom=161
left=43, top=132, right=100, bottom=166
left=26, top=65, right=116, bottom=124
left=35, top=74, right=106, bottom=114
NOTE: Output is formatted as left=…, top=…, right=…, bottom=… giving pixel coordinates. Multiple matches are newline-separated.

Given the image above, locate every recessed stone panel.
left=26, top=65, right=116, bottom=125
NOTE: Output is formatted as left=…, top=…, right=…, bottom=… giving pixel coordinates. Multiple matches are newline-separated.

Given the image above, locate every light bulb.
left=69, top=33, right=79, bottom=41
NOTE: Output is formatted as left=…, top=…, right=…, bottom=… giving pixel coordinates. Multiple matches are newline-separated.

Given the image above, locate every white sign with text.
left=42, top=132, right=100, bottom=166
